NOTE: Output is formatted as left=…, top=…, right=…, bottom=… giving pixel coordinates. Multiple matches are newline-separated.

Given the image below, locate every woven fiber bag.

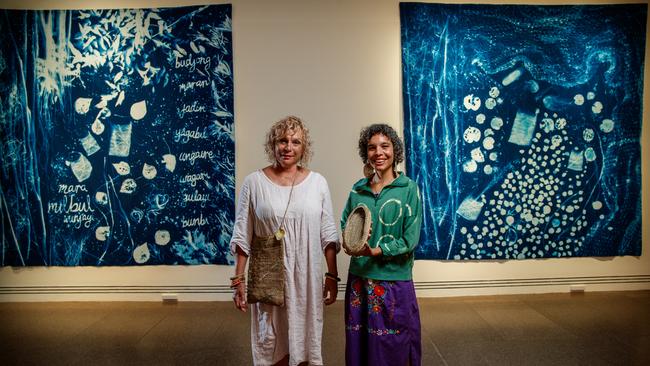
left=342, top=205, right=372, bottom=255
left=247, top=233, right=285, bottom=306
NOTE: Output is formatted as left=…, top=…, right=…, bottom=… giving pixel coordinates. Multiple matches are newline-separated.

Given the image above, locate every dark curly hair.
left=357, top=123, right=404, bottom=166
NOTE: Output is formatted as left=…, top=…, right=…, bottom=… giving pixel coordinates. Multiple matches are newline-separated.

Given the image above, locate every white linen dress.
left=230, top=170, right=340, bottom=366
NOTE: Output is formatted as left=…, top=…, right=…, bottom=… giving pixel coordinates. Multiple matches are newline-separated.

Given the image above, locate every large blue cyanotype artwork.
left=400, top=4, right=645, bottom=260
left=0, top=5, right=235, bottom=265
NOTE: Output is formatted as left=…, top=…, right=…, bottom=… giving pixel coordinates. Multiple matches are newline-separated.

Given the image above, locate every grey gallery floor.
left=1, top=290, right=649, bottom=365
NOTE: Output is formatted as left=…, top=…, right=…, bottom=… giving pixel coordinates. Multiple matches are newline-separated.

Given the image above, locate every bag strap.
left=276, top=170, right=298, bottom=233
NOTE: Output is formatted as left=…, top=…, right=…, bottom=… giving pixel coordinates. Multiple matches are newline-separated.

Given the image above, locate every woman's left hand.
left=323, top=277, right=338, bottom=305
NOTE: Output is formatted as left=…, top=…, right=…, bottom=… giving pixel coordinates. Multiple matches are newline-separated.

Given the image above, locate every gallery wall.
left=0, top=0, right=648, bottom=301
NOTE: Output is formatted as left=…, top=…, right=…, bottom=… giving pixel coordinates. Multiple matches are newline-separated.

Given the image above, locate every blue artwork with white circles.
left=400, top=3, right=645, bottom=260
left=0, top=5, right=235, bottom=266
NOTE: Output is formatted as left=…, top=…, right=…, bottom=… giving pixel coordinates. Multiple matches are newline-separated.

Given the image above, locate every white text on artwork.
left=47, top=194, right=95, bottom=228
left=179, top=79, right=210, bottom=93
left=174, top=127, right=209, bottom=143
left=175, top=54, right=211, bottom=73
left=179, top=172, right=210, bottom=187
left=177, top=101, right=206, bottom=118
left=183, top=190, right=211, bottom=205
left=181, top=213, right=209, bottom=228
left=178, top=151, right=214, bottom=165
left=58, top=184, right=88, bottom=194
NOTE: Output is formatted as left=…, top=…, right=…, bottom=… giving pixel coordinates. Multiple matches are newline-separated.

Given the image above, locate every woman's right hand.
left=233, top=283, right=247, bottom=312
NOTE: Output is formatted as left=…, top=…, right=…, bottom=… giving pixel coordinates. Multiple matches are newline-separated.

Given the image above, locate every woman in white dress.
left=230, top=116, right=340, bottom=366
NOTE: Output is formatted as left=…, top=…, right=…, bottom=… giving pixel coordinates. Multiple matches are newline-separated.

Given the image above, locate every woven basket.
left=342, top=205, right=372, bottom=255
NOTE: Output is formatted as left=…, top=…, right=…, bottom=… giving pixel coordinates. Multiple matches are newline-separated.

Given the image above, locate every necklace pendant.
left=274, top=228, right=285, bottom=240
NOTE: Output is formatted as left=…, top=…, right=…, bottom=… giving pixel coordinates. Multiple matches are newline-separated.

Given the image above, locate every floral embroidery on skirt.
left=344, top=273, right=421, bottom=366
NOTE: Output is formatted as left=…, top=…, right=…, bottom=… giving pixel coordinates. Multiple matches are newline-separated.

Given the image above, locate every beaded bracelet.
left=324, top=272, right=341, bottom=282
left=230, top=273, right=245, bottom=288
left=229, top=273, right=245, bottom=280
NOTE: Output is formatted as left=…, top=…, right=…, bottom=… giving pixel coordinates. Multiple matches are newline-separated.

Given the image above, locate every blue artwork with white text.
left=0, top=5, right=235, bottom=265
left=400, top=3, right=645, bottom=260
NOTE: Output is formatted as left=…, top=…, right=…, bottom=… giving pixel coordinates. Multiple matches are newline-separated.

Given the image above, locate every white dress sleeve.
left=229, top=174, right=254, bottom=256
left=318, top=175, right=341, bottom=252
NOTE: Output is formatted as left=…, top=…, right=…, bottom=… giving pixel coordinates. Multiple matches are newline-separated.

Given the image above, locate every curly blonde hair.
left=264, top=116, right=313, bottom=166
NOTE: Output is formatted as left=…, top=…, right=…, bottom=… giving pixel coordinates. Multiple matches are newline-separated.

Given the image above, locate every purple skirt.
left=344, top=273, right=421, bottom=366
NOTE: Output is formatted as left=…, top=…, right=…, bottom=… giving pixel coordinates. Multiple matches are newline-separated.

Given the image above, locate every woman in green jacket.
left=341, top=123, right=422, bottom=366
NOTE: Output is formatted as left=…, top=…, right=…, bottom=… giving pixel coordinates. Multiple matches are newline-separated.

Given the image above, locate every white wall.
left=1, top=0, right=648, bottom=301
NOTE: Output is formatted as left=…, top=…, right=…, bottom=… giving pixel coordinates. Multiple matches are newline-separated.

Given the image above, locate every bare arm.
left=322, top=242, right=339, bottom=305
left=233, top=246, right=249, bottom=312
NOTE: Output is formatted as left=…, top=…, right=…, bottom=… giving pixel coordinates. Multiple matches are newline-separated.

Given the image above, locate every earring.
left=363, top=163, right=374, bottom=179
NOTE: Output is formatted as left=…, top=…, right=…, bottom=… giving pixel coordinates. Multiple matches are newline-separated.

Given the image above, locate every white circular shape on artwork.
left=587, top=92, right=595, bottom=100
left=583, top=128, right=594, bottom=142
left=485, top=98, right=497, bottom=110
left=556, top=118, right=567, bottom=130
left=490, top=117, right=504, bottom=130
left=476, top=113, right=486, bottom=124
left=95, top=191, right=108, bottom=205
left=551, top=135, right=562, bottom=148
left=600, top=119, right=615, bottom=133
left=543, top=205, right=552, bottom=215
left=566, top=206, right=575, bottom=213
left=95, top=226, right=110, bottom=241
left=133, top=243, right=151, bottom=264
left=584, top=148, right=597, bottom=162
left=489, top=86, right=500, bottom=98
left=120, top=178, right=137, bottom=194
left=489, top=152, right=498, bottom=161
left=379, top=199, right=402, bottom=226
left=463, top=94, right=481, bottom=111
left=574, top=94, right=584, bottom=106
left=506, top=216, right=515, bottom=226
left=592, top=101, right=603, bottom=114
left=130, top=100, right=147, bottom=120
left=113, top=162, right=131, bottom=176
left=155, top=230, right=171, bottom=246
left=592, top=201, right=603, bottom=210
left=460, top=227, right=468, bottom=234
left=463, top=160, right=478, bottom=173
left=484, top=165, right=493, bottom=175
left=162, top=154, right=177, bottom=172
left=483, top=136, right=495, bottom=150
left=484, top=128, right=494, bottom=137
left=142, top=163, right=157, bottom=180
left=540, top=118, right=554, bottom=133
left=463, top=126, right=482, bottom=143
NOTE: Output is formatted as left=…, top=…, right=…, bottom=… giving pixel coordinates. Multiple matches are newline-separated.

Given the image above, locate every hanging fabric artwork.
left=400, top=3, right=645, bottom=260
left=0, top=4, right=235, bottom=265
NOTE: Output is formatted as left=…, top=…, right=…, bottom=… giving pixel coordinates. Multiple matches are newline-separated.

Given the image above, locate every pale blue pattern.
left=400, top=3, right=645, bottom=260
left=0, top=5, right=235, bottom=265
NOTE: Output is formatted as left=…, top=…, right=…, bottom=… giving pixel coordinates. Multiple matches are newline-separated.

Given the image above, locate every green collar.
left=352, top=171, right=408, bottom=194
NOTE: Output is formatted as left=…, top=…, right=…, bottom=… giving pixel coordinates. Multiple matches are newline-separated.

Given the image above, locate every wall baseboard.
left=1, top=275, right=648, bottom=301
left=412, top=274, right=650, bottom=290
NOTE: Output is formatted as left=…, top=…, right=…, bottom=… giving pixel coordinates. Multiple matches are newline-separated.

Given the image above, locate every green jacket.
left=341, top=172, right=422, bottom=281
